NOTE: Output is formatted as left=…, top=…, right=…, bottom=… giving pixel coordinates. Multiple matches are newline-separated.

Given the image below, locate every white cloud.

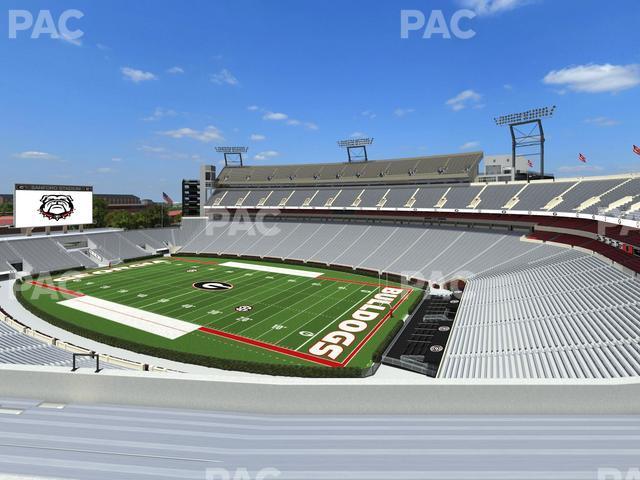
left=121, top=67, right=157, bottom=83
left=254, top=150, right=279, bottom=161
left=257, top=109, right=317, bottom=130
left=250, top=134, right=266, bottom=141
left=543, top=64, right=640, bottom=93
left=393, top=108, right=415, bottom=117
left=361, top=110, right=377, bottom=119
left=446, top=90, right=482, bottom=111
left=460, top=0, right=534, bottom=16
left=167, top=66, right=184, bottom=74
left=210, top=69, right=239, bottom=86
left=460, top=141, right=480, bottom=150
left=58, top=33, right=82, bottom=47
left=96, top=43, right=110, bottom=51
left=138, top=145, right=167, bottom=154
left=557, top=164, right=604, bottom=174
left=158, top=126, right=224, bottom=143
left=13, top=151, right=58, bottom=160
left=503, top=84, right=513, bottom=90
left=247, top=105, right=260, bottom=111
left=96, top=167, right=114, bottom=174
left=142, top=107, right=177, bottom=122
left=263, top=112, right=288, bottom=121
left=584, top=116, right=620, bottom=127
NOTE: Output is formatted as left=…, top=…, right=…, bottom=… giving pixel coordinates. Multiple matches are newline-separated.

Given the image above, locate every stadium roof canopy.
left=216, top=152, right=483, bottom=187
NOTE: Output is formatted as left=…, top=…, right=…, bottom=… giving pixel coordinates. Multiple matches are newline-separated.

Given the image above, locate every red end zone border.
left=198, top=287, right=414, bottom=368
left=29, top=281, right=84, bottom=298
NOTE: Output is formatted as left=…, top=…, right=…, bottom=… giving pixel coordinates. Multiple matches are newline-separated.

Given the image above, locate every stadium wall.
left=0, top=364, right=639, bottom=414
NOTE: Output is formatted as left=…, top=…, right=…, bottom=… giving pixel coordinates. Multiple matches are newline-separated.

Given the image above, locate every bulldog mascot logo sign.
left=38, top=194, right=75, bottom=221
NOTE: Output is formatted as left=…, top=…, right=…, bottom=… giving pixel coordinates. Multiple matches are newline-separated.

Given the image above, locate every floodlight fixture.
left=494, top=106, right=556, bottom=126
left=216, top=146, right=248, bottom=167
left=215, top=146, right=248, bottom=154
left=337, top=137, right=374, bottom=162
left=337, top=137, right=374, bottom=148
left=494, top=106, right=557, bottom=179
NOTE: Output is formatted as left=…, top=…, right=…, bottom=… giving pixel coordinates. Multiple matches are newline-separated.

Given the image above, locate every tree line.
left=92, top=199, right=179, bottom=229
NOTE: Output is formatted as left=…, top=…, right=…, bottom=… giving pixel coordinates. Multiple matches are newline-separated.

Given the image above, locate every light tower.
left=215, top=146, right=248, bottom=167
left=494, top=106, right=556, bottom=180
left=337, top=137, right=374, bottom=162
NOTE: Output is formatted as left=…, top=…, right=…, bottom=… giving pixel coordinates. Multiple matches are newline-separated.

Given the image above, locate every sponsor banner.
left=14, top=184, right=93, bottom=228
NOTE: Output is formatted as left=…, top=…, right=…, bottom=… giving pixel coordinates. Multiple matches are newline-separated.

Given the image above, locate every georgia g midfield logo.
left=38, top=194, right=75, bottom=221
left=193, top=281, right=234, bottom=292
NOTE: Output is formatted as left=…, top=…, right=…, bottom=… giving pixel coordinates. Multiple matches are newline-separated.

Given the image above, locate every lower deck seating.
left=0, top=317, right=122, bottom=369
left=440, top=251, right=640, bottom=379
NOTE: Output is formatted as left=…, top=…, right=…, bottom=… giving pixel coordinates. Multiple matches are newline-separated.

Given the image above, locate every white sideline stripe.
left=220, top=261, right=322, bottom=278
left=58, top=295, right=200, bottom=340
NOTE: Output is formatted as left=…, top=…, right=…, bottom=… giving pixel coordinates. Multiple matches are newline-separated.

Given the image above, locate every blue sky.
left=1, top=0, right=640, bottom=200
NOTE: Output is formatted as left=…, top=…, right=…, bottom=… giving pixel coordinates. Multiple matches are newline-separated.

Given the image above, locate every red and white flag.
left=633, top=145, right=640, bottom=156
left=162, top=192, right=174, bottom=205
left=578, top=153, right=587, bottom=163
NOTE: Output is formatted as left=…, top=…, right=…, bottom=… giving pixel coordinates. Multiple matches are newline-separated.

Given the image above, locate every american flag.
left=634, top=145, right=640, bottom=156
left=527, top=160, right=533, bottom=168
left=162, top=192, right=174, bottom=205
left=578, top=153, right=587, bottom=163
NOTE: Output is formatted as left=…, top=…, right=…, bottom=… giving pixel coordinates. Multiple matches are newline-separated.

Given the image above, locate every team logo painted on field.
left=193, top=281, right=234, bottom=292
left=308, top=286, right=406, bottom=363
left=235, top=305, right=253, bottom=312
left=38, top=194, right=74, bottom=221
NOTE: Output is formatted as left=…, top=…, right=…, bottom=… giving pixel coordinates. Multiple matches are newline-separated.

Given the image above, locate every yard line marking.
left=169, top=268, right=294, bottom=322
left=251, top=281, right=355, bottom=341
left=197, top=326, right=341, bottom=368
left=277, top=284, right=377, bottom=347
left=201, top=270, right=334, bottom=331
left=231, top=278, right=338, bottom=335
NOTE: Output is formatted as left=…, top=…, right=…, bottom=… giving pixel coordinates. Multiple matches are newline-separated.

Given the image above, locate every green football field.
left=17, top=257, right=421, bottom=375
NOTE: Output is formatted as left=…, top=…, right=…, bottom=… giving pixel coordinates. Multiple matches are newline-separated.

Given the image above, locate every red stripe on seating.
left=29, top=281, right=84, bottom=297
left=197, top=326, right=343, bottom=368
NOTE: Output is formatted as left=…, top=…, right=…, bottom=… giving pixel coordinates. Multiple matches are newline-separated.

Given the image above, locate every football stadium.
left=2, top=1, right=640, bottom=479
left=4, top=153, right=640, bottom=381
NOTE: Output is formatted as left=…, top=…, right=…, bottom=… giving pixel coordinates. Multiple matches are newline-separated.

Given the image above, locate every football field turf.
left=17, top=257, right=421, bottom=375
